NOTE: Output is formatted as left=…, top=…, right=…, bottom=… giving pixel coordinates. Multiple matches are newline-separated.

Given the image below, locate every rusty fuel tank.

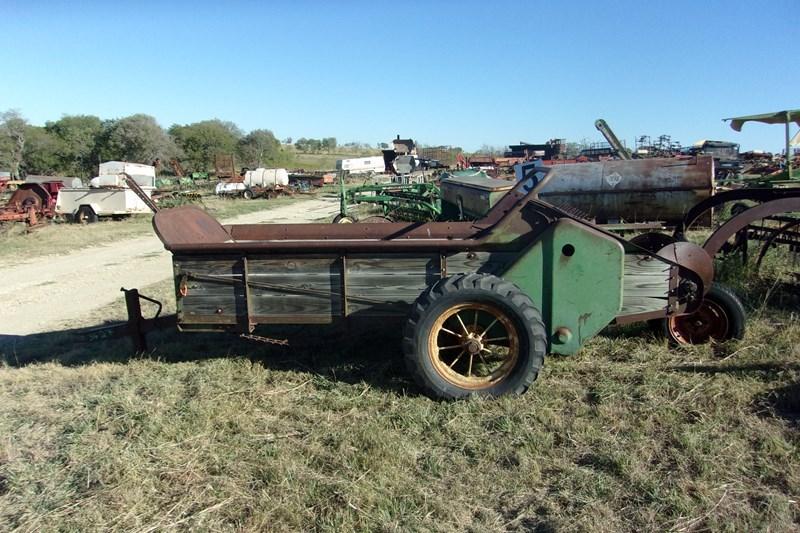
left=535, top=156, right=714, bottom=225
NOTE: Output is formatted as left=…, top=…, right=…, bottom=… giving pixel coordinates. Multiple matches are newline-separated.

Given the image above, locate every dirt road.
left=1, top=198, right=340, bottom=336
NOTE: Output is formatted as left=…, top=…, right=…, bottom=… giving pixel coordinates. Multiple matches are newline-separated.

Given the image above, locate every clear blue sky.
left=1, top=0, right=796, bottom=152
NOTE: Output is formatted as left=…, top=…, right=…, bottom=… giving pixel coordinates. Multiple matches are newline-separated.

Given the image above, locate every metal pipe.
left=787, top=111, right=793, bottom=178
left=594, top=119, right=631, bottom=160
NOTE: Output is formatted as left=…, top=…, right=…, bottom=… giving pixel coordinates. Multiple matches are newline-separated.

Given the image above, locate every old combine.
left=142, top=166, right=743, bottom=399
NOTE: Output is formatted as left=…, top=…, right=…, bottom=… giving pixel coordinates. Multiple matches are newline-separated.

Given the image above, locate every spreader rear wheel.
left=403, top=274, right=546, bottom=399
left=663, top=283, right=746, bottom=345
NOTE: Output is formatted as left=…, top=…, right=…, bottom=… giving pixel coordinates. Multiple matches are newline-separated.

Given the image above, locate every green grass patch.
left=1, top=258, right=800, bottom=530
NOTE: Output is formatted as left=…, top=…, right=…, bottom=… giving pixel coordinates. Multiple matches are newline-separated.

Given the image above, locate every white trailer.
left=56, top=161, right=156, bottom=223
left=215, top=168, right=289, bottom=199
left=335, top=156, right=386, bottom=175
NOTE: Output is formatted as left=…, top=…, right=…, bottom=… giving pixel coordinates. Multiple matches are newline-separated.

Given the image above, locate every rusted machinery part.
left=663, top=284, right=746, bottom=345
left=8, top=185, right=46, bottom=209
left=674, top=187, right=800, bottom=238
left=703, top=197, right=800, bottom=258
left=657, top=241, right=714, bottom=294
left=121, top=172, right=159, bottom=213
left=755, top=217, right=800, bottom=272
left=629, top=232, right=678, bottom=254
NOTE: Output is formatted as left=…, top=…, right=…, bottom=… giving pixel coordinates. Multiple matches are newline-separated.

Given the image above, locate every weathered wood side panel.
left=345, top=254, right=440, bottom=316
left=176, top=255, right=243, bottom=325
left=619, top=254, right=671, bottom=315
left=175, top=254, right=342, bottom=325
left=248, top=255, right=341, bottom=321
left=173, top=251, right=520, bottom=325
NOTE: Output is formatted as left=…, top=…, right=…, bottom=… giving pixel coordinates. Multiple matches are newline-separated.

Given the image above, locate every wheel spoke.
left=467, top=353, right=474, bottom=377
left=440, top=327, right=461, bottom=338
left=437, top=344, right=463, bottom=350
left=456, top=313, right=470, bottom=336
left=478, top=318, right=499, bottom=339
left=448, top=350, right=466, bottom=368
left=482, top=336, right=508, bottom=344
left=473, top=309, right=479, bottom=330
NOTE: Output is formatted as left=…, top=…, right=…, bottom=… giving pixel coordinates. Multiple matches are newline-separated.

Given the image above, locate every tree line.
left=293, top=137, right=338, bottom=154
left=0, top=110, right=291, bottom=178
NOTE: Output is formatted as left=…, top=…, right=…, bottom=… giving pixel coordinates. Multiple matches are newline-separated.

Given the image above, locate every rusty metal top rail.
left=153, top=167, right=554, bottom=254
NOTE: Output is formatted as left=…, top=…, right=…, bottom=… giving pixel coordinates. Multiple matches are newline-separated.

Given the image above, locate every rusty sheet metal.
left=657, top=241, right=714, bottom=293
left=537, top=156, right=714, bottom=224
left=153, top=175, right=559, bottom=254
left=703, top=197, right=800, bottom=258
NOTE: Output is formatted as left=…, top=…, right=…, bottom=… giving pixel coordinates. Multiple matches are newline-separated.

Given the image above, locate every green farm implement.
left=334, top=172, right=441, bottom=223
left=144, top=166, right=744, bottom=399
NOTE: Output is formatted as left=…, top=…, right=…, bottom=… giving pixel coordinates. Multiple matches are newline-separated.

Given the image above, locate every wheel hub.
left=668, top=299, right=730, bottom=344
left=465, top=337, right=482, bottom=354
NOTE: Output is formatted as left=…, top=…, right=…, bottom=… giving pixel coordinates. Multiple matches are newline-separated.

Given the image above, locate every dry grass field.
left=1, top=235, right=799, bottom=531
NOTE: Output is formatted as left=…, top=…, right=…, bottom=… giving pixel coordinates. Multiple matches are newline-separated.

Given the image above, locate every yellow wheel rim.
left=427, top=302, right=520, bottom=390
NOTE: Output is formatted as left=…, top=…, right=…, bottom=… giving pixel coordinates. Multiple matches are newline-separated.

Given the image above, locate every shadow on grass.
left=755, top=382, right=800, bottom=424
left=0, top=317, right=415, bottom=395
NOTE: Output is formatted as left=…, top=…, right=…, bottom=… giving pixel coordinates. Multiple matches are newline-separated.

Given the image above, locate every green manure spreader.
left=153, top=168, right=744, bottom=399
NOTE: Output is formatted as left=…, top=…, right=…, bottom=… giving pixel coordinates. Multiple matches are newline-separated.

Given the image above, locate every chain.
left=239, top=333, right=290, bottom=346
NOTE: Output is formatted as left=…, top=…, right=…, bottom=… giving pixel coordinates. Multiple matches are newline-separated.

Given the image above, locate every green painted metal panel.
left=503, top=219, right=624, bottom=355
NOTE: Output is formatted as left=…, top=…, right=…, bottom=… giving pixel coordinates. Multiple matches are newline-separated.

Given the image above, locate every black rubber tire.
left=629, top=232, right=678, bottom=254
left=75, top=205, right=98, bottom=224
left=661, top=283, right=746, bottom=345
left=242, top=189, right=254, bottom=200
left=403, top=273, right=547, bottom=399
left=332, top=214, right=355, bottom=224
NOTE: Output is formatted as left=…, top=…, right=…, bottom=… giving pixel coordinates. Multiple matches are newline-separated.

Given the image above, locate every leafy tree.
left=97, top=114, right=177, bottom=164
left=0, top=109, right=28, bottom=178
left=169, top=119, right=242, bottom=171
left=21, top=126, right=64, bottom=175
left=294, top=137, right=309, bottom=152
left=45, top=114, right=103, bottom=177
left=237, top=129, right=283, bottom=168
left=321, top=137, right=337, bottom=153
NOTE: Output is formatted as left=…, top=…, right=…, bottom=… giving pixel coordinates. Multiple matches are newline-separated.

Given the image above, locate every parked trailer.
left=336, top=156, right=387, bottom=175
left=146, top=166, right=744, bottom=399
left=56, top=162, right=156, bottom=223
left=215, top=168, right=290, bottom=199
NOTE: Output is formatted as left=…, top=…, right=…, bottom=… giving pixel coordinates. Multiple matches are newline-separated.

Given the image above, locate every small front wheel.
left=242, top=189, right=254, bottom=200
left=403, top=274, right=547, bottom=399
left=332, top=214, right=355, bottom=224
left=663, top=283, right=746, bottom=345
